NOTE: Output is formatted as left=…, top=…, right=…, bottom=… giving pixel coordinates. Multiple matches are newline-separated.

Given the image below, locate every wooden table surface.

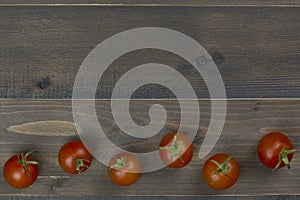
left=0, top=0, right=299, bottom=199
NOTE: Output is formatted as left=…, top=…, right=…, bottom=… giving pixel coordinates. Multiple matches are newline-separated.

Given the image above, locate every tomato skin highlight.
left=159, top=132, right=193, bottom=168
left=3, top=154, right=38, bottom=189
left=257, top=132, right=295, bottom=169
left=203, top=154, right=240, bottom=190
left=58, top=140, right=93, bottom=174
left=108, top=152, right=141, bottom=186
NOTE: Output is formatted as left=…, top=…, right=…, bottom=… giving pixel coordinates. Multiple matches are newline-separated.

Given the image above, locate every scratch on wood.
left=259, top=126, right=300, bottom=135
left=6, top=120, right=77, bottom=136
left=38, top=175, right=70, bottom=179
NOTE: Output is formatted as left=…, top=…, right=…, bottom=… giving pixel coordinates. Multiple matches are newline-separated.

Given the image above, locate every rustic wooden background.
left=0, top=0, right=299, bottom=199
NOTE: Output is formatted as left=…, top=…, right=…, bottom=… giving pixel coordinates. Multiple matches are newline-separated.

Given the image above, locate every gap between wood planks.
left=1, top=98, right=300, bottom=101
left=0, top=4, right=299, bottom=7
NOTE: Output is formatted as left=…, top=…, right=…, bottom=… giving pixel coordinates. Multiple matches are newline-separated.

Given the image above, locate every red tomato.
left=203, top=154, right=240, bottom=190
left=159, top=132, right=193, bottom=168
left=257, top=132, right=295, bottom=170
left=58, top=140, right=93, bottom=174
left=108, top=152, right=141, bottom=186
left=3, top=152, right=38, bottom=189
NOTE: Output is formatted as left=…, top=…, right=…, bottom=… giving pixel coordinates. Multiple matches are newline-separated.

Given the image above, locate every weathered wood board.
left=0, top=99, right=299, bottom=196
left=0, top=1, right=299, bottom=6
left=1, top=1, right=300, bottom=199
left=0, top=6, right=299, bottom=98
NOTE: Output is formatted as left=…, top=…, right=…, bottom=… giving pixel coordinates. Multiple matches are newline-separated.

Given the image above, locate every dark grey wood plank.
left=0, top=0, right=299, bottom=6
left=0, top=99, right=299, bottom=196
left=0, top=6, right=299, bottom=99
left=0, top=196, right=299, bottom=200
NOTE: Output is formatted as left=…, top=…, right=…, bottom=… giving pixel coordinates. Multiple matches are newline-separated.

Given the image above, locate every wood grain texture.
left=0, top=195, right=298, bottom=199
left=0, top=197, right=299, bottom=200
left=0, top=0, right=299, bottom=6
left=0, top=6, right=299, bottom=99
left=7, top=120, right=76, bottom=136
left=0, top=99, right=299, bottom=196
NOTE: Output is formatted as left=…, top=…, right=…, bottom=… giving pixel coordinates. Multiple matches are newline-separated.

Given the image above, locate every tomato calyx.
left=109, top=156, right=128, bottom=170
left=159, top=135, right=184, bottom=163
left=273, top=146, right=296, bottom=171
left=210, top=156, right=232, bottom=177
left=74, top=158, right=91, bottom=174
left=16, top=151, right=38, bottom=178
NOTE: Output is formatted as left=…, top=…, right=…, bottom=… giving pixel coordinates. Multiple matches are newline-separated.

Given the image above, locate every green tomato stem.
left=273, top=146, right=296, bottom=171
left=159, top=135, right=185, bottom=163
left=109, top=156, right=128, bottom=170
left=17, top=151, right=38, bottom=178
left=74, top=158, right=91, bottom=174
left=210, top=156, right=232, bottom=177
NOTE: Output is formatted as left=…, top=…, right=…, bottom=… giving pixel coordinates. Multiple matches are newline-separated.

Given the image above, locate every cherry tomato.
left=3, top=152, right=38, bottom=189
left=58, top=140, right=93, bottom=174
left=108, top=152, right=141, bottom=186
left=159, top=132, right=193, bottom=168
left=257, top=132, right=295, bottom=170
left=203, top=154, right=240, bottom=190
